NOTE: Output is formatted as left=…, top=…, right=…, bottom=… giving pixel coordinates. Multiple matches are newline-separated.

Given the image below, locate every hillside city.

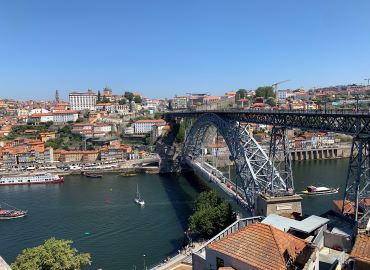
left=1, top=84, right=369, bottom=171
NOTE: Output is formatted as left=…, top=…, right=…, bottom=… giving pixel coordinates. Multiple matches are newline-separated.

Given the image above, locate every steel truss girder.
left=269, top=127, right=294, bottom=192
left=165, top=110, right=370, bottom=136
left=343, top=135, right=370, bottom=226
left=183, top=113, right=287, bottom=210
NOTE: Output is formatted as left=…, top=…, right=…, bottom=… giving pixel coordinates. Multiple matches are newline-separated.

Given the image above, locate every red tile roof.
left=207, top=223, right=307, bottom=270
left=350, top=234, right=370, bottom=264
left=135, top=119, right=165, bottom=123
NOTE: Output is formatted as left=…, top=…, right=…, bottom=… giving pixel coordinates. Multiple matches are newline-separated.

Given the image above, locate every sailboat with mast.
left=134, top=184, right=145, bottom=206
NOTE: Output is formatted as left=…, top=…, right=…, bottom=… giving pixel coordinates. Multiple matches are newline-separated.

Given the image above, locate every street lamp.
left=143, top=254, right=146, bottom=270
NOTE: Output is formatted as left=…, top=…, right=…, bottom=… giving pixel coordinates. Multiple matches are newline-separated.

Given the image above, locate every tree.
left=11, top=237, right=91, bottom=270
left=189, top=191, right=235, bottom=238
left=134, top=95, right=142, bottom=104
left=124, top=91, right=134, bottom=102
left=118, top=99, right=127, bottom=105
left=97, top=91, right=101, bottom=102
left=175, top=123, right=186, bottom=143
left=266, top=97, right=276, bottom=107
left=255, top=86, right=275, bottom=99
left=236, top=89, right=247, bottom=100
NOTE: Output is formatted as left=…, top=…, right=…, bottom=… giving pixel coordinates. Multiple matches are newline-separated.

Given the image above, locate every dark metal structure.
left=166, top=109, right=370, bottom=225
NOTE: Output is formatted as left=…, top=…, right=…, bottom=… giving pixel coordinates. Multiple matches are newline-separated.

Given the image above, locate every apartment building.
left=134, top=119, right=166, bottom=134
left=69, top=90, right=97, bottom=111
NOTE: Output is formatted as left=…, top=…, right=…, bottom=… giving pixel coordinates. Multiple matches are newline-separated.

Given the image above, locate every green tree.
left=118, top=99, right=127, bottom=105
left=134, top=95, right=142, bottom=104
left=11, top=237, right=91, bottom=270
left=97, top=90, right=101, bottom=102
left=236, top=89, right=247, bottom=100
left=189, top=191, right=235, bottom=238
left=175, top=123, right=186, bottom=143
left=255, top=86, right=275, bottom=99
left=266, top=97, right=276, bottom=107
left=124, top=91, right=134, bottom=102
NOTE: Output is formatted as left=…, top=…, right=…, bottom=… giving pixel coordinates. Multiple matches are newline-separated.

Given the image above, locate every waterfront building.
left=55, top=150, right=99, bottom=162
left=100, top=145, right=132, bottom=161
left=203, top=223, right=318, bottom=270
left=134, top=119, right=166, bottom=134
left=69, top=90, right=97, bottom=111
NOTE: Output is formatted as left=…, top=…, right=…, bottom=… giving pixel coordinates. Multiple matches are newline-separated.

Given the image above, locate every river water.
left=0, top=159, right=348, bottom=269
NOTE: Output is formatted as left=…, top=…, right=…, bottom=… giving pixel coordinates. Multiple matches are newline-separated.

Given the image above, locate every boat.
left=0, top=173, right=64, bottom=186
left=134, top=185, right=145, bottom=206
left=0, top=203, right=27, bottom=220
left=84, top=173, right=102, bottom=178
left=301, top=185, right=339, bottom=196
left=121, top=173, right=137, bottom=177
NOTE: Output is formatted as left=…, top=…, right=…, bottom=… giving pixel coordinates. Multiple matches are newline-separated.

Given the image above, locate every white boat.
left=0, top=173, right=64, bottom=186
left=134, top=185, right=145, bottom=206
left=302, top=185, right=339, bottom=196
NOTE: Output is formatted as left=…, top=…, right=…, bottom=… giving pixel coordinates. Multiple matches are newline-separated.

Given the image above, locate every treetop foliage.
left=255, top=86, right=275, bottom=99
left=189, top=190, right=235, bottom=238
left=11, top=238, right=91, bottom=270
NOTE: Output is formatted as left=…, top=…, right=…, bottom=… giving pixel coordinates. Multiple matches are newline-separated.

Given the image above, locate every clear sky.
left=1, top=0, right=370, bottom=100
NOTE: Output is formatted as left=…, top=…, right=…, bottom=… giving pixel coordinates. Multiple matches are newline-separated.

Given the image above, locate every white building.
left=69, top=90, right=97, bottom=111
left=277, top=90, right=288, bottom=100
left=30, top=113, right=54, bottom=123
left=134, top=119, right=166, bottom=134
left=52, top=111, right=78, bottom=123
left=29, top=108, right=50, bottom=115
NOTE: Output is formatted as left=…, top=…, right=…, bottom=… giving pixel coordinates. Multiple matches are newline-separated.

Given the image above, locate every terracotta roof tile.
left=207, top=223, right=307, bottom=270
left=350, top=234, right=370, bottom=264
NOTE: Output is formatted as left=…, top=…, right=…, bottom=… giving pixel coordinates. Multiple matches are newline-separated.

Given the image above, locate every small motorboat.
left=301, top=185, right=339, bottom=196
left=0, top=203, right=27, bottom=220
left=134, top=185, right=145, bottom=206
left=84, top=173, right=103, bottom=178
left=121, top=173, right=137, bottom=177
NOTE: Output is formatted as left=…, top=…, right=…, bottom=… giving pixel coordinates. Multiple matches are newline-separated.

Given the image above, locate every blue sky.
left=1, top=0, right=370, bottom=100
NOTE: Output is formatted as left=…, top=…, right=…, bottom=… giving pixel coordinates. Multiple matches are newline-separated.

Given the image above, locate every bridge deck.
left=165, top=109, right=370, bottom=136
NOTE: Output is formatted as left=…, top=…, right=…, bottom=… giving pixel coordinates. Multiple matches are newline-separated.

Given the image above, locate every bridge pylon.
left=269, top=127, right=294, bottom=193
left=342, top=135, right=370, bottom=227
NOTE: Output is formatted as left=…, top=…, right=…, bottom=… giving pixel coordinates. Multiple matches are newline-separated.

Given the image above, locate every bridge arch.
left=183, top=113, right=289, bottom=209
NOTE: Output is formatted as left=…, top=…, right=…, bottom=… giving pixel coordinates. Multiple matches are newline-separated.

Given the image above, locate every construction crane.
left=364, top=78, right=370, bottom=86
left=272, top=80, right=290, bottom=94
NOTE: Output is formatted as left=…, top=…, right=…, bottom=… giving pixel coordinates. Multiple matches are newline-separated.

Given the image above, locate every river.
left=0, top=159, right=348, bottom=269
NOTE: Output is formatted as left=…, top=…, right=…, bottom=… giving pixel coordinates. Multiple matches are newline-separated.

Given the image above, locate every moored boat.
left=302, top=185, right=339, bottom=196
left=84, top=173, right=103, bottom=178
left=121, top=173, right=137, bottom=177
left=0, top=173, right=64, bottom=186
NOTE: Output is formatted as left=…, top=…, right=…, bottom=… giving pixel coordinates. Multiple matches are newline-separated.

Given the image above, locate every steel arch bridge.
left=166, top=109, right=370, bottom=226
left=183, top=113, right=293, bottom=210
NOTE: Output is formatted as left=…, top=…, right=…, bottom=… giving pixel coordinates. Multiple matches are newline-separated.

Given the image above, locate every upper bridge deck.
left=164, top=109, right=370, bottom=136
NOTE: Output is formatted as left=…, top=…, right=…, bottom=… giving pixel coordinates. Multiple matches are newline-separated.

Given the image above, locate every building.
left=69, top=90, right=97, bottom=111
left=56, top=150, right=99, bottom=162
left=171, top=96, right=188, bottom=110
left=347, top=233, right=370, bottom=270
left=72, top=123, right=112, bottom=138
left=39, top=132, right=56, bottom=142
left=204, top=223, right=317, bottom=270
left=52, top=110, right=78, bottom=123
left=134, top=119, right=166, bottom=134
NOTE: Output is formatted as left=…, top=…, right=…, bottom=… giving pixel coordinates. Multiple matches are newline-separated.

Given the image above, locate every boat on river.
left=0, top=173, right=64, bottom=186
left=121, top=173, right=137, bottom=177
left=0, top=203, right=27, bottom=220
left=84, top=173, right=102, bottom=178
left=301, top=185, right=339, bottom=196
left=134, top=185, right=145, bottom=206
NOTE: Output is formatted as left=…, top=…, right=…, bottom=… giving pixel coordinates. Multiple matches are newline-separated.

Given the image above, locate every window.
left=216, top=257, right=224, bottom=269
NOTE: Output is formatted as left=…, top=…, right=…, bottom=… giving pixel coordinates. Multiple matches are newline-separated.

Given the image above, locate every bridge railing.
left=166, top=108, right=370, bottom=116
